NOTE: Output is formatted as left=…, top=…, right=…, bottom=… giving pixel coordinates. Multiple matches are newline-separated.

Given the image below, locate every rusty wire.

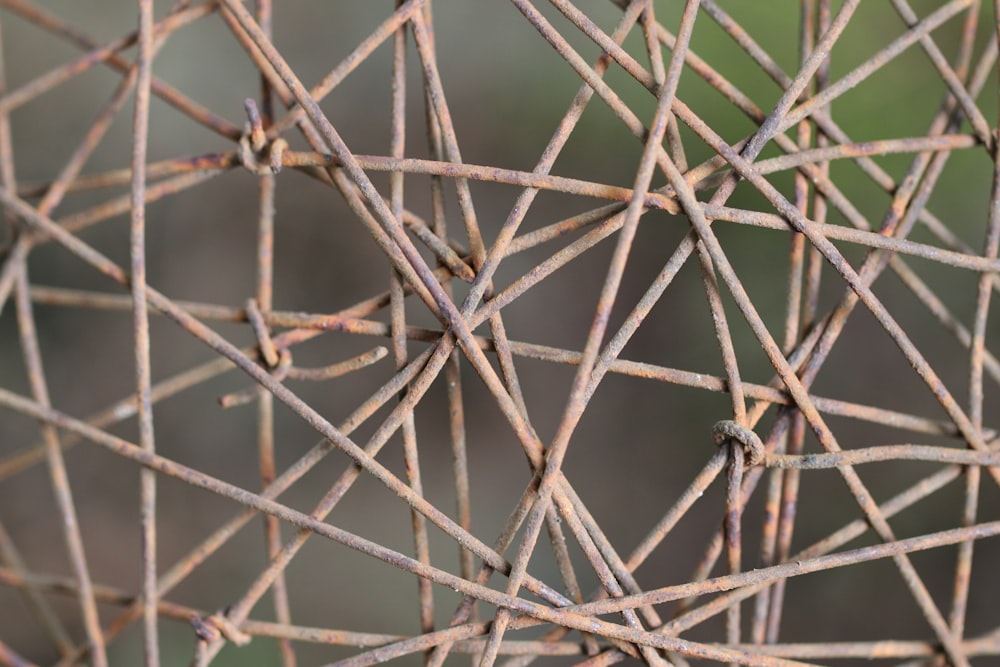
left=0, top=1, right=999, bottom=666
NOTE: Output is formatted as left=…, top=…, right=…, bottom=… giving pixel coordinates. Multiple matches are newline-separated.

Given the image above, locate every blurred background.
left=1, top=2, right=999, bottom=665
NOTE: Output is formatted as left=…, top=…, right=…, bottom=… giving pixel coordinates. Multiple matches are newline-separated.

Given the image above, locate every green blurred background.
left=1, top=2, right=999, bottom=665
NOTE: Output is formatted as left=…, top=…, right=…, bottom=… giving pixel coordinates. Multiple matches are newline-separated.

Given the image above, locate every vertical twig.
left=131, top=0, right=158, bottom=664
left=14, top=272, right=108, bottom=667
left=388, top=0, right=436, bottom=644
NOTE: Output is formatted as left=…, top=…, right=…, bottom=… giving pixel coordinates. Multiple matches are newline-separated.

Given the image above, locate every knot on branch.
left=191, top=610, right=251, bottom=647
left=712, top=420, right=764, bottom=466
left=217, top=300, right=389, bottom=408
left=239, top=128, right=287, bottom=176
left=239, top=97, right=287, bottom=175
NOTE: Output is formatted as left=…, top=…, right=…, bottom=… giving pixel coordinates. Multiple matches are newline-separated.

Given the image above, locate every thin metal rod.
left=131, top=0, right=158, bottom=664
